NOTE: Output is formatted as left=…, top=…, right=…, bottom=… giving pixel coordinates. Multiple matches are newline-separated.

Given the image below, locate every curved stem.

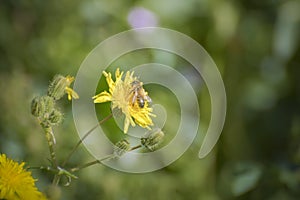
left=61, top=113, right=113, bottom=167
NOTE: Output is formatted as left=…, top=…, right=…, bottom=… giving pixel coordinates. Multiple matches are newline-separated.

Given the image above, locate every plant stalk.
left=61, top=113, right=113, bottom=167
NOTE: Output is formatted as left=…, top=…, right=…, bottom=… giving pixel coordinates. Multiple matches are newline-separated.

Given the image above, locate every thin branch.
left=69, top=144, right=143, bottom=172
left=61, top=113, right=113, bottom=167
left=70, top=154, right=114, bottom=172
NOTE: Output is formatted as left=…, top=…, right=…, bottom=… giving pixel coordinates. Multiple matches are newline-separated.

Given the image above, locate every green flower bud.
left=113, top=139, right=131, bottom=157
left=48, top=109, right=63, bottom=125
left=31, top=96, right=42, bottom=117
left=141, top=129, right=164, bottom=151
left=42, top=95, right=55, bottom=114
left=31, top=96, right=55, bottom=119
left=48, top=75, right=70, bottom=100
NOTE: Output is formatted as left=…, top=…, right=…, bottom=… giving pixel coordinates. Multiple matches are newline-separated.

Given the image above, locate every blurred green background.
left=1, top=0, right=300, bottom=199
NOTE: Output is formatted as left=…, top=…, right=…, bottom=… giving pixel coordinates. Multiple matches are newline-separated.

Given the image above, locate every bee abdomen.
left=138, top=98, right=145, bottom=108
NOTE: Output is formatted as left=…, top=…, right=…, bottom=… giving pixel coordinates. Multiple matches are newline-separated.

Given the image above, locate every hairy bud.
left=31, top=95, right=63, bottom=126
left=113, top=139, right=131, bottom=157
left=48, top=109, right=63, bottom=125
left=48, top=75, right=74, bottom=100
left=141, top=129, right=164, bottom=151
left=31, top=96, right=55, bottom=119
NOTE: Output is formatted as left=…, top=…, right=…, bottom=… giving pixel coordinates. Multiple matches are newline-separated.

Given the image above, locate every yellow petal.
left=129, top=103, right=154, bottom=128
left=134, top=114, right=153, bottom=128
left=123, top=117, right=130, bottom=134
left=65, top=87, right=79, bottom=100
left=93, top=91, right=112, bottom=103
left=102, top=71, right=115, bottom=93
left=115, top=68, right=121, bottom=78
left=66, top=75, right=75, bottom=84
left=115, top=68, right=124, bottom=82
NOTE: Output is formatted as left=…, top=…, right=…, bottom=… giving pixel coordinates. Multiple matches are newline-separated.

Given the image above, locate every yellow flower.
left=0, top=154, right=47, bottom=200
left=93, top=68, right=155, bottom=133
left=65, top=75, right=79, bottom=101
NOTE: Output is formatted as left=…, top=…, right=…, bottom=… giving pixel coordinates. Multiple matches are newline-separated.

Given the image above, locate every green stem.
left=70, top=144, right=143, bottom=172
left=52, top=174, right=61, bottom=186
left=42, top=124, right=58, bottom=169
left=61, top=113, right=113, bottom=167
left=130, top=144, right=142, bottom=151
left=70, top=154, right=114, bottom=172
left=40, top=124, right=60, bottom=186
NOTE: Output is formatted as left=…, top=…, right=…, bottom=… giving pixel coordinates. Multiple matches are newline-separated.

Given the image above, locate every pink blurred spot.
left=127, top=7, right=158, bottom=28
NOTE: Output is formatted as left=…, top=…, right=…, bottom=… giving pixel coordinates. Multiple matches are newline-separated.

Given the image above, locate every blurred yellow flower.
left=93, top=68, right=155, bottom=133
left=0, top=154, right=47, bottom=200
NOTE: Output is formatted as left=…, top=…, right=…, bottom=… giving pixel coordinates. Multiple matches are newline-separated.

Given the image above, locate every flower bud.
left=31, top=96, right=42, bottom=117
left=48, top=75, right=73, bottom=100
left=141, top=129, right=164, bottom=151
left=42, top=95, right=55, bottom=114
left=113, top=139, right=131, bottom=157
left=31, top=96, right=55, bottom=119
left=48, top=109, right=63, bottom=125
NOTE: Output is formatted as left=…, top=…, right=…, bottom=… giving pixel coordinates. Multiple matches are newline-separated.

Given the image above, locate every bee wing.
left=131, top=90, right=138, bottom=104
left=145, top=95, right=152, bottom=103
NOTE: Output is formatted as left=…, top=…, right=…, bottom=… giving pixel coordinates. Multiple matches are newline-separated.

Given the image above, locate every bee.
left=130, top=80, right=152, bottom=108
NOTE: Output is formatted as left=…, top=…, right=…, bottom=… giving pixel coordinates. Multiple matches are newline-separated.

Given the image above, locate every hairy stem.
left=40, top=124, right=60, bottom=186
left=42, top=124, right=58, bottom=169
